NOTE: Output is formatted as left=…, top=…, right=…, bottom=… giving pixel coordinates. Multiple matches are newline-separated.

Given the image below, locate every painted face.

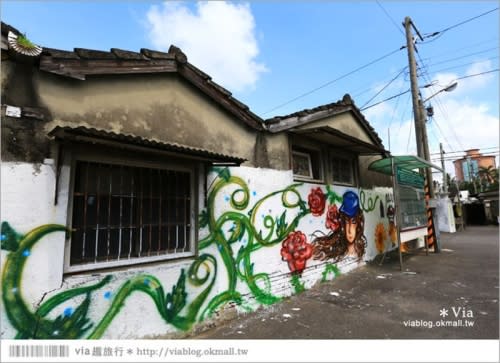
left=345, top=217, right=357, bottom=244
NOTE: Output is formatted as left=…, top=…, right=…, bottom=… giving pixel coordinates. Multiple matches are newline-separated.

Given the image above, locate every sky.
left=1, top=1, right=499, bottom=180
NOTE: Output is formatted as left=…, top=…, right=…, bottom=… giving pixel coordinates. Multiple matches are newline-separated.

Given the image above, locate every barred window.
left=331, top=156, right=354, bottom=185
left=66, top=160, right=195, bottom=273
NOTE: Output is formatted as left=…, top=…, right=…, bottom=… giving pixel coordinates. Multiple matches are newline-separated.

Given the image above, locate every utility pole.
left=404, top=16, right=440, bottom=252
left=404, top=17, right=424, bottom=159
left=440, top=142, right=448, bottom=193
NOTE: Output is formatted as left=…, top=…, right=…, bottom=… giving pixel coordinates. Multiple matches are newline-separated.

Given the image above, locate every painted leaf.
left=216, top=167, right=231, bottom=182
left=228, top=221, right=245, bottom=244
left=47, top=294, right=93, bottom=339
left=0, top=222, right=23, bottom=252
left=198, top=210, right=209, bottom=228
left=165, top=269, right=187, bottom=321
left=321, top=263, right=341, bottom=282
left=275, top=211, right=288, bottom=238
left=290, top=274, right=305, bottom=294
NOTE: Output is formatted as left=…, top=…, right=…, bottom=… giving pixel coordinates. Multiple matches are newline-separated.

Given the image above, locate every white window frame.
left=63, top=151, right=197, bottom=274
left=292, top=150, right=314, bottom=180
left=330, top=154, right=356, bottom=186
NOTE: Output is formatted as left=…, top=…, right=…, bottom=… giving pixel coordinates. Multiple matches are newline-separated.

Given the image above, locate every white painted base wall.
left=1, top=163, right=394, bottom=339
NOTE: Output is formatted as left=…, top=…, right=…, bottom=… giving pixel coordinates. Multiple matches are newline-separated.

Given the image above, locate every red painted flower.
left=308, top=187, right=326, bottom=216
left=325, top=204, right=340, bottom=231
left=280, top=231, right=313, bottom=274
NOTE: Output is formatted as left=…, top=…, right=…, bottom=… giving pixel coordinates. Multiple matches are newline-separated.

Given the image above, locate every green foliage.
left=321, top=263, right=340, bottom=282
left=1, top=222, right=23, bottom=252
left=290, top=274, right=305, bottom=294
left=2, top=174, right=311, bottom=339
left=275, top=211, right=288, bottom=238
left=48, top=294, right=93, bottom=339
left=325, top=185, right=343, bottom=205
left=228, top=221, right=246, bottom=244
left=198, top=209, right=209, bottom=228
left=212, top=167, right=231, bottom=182
left=165, top=270, right=187, bottom=321
left=17, top=33, right=36, bottom=49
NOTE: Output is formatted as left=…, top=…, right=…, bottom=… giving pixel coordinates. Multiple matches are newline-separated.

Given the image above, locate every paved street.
left=193, top=225, right=499, bottom=339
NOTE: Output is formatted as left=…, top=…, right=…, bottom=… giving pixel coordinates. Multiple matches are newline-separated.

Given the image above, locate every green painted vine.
left=1, top=168, right=340, bottom=339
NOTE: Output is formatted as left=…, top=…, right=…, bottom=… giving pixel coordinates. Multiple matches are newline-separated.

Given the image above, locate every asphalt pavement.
left=192, top=225, right=499, bottom=339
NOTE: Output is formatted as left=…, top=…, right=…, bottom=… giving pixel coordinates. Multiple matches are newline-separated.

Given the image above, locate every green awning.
left=368, top=155, right=443, bottom=176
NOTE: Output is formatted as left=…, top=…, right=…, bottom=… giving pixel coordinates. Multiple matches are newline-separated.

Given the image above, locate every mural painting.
left=312, top=190, right=367, bottom=262
left=1, top=167, right=391, bottom=339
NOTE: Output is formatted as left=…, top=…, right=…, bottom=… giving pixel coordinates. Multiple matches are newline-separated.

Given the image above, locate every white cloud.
left=463, top=59, right=495, bottom=89
left=146, top=1, right=267, bottom=92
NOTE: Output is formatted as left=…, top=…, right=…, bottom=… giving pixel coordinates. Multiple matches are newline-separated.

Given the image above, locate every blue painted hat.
left=339, top=191, right=359, bottom=218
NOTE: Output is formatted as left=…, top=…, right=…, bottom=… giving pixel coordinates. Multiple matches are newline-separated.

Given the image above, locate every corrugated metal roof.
left=49, top=126, right=246, bottom=164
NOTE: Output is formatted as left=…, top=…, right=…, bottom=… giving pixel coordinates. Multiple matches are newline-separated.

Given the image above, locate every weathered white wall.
left=1, top=164, right=393, bottom=339
left=436, top=195, right=456, bottom=233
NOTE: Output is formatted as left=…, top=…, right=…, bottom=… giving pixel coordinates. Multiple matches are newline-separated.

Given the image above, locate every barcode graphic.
left=9, top=345, right=69, bottom=358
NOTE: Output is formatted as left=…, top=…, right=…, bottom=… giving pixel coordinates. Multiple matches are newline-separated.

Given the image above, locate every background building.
left=453, top=149, right=497, bottom=182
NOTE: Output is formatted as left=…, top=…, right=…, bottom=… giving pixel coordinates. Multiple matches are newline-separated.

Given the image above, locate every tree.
left=478, top=166, right=497, bottom=184
left=478, top=166, right=499, bottom=192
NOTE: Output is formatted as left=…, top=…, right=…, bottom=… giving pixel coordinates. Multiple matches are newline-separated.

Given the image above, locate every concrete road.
left=194, top=226, right=499, bottom=339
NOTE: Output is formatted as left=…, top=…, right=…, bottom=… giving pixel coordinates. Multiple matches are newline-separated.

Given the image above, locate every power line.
left=396, top=92, right=412, bottom=141
left=359, top=67, right=407, bottom=110
left=428, top=115, right=455, bottom=152
left=428, top=57, right=499, bottom=74
left=360, top=89, right=410, bottom=111
left=431, top=152, right=500, bottom=162
left=387, top=77, right=407, bottom=131
left=406, top=116, right=414, bottom=153
left=375, top=0, right=405, bottom=36
left=431, top=150, right=500, bottom=159
left=430, top=146, right=500, bottom=156
left=420, top=7, right=499, bottom=43
left=425, top=47, right=499, bottom=68
left=456, top=68, right=499, bottom=80
left=361, top=68, right=499, bottom=111
left=423, top=37, right=499, bottom=61
left=262, top=47, right=404, bottom=115
left=415, top=50, right=460, bottom=154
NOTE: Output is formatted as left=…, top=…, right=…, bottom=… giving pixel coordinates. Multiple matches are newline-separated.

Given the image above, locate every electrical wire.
left=430, top=146, right=500, bottom=156
left=406, top=116, right=414, bottom=153
left=375, top=0, right=405, bottom=37
left=261, top=47, right=404, bottom=116
left=429, top=58, right=499, bottom=74
left=360, top=89, right=411, bottom=111
left=359, top=67, right=407, bottom=110
left=425, top=47, right=499, bottom=68
left=456, top=68, right=499, bottom=80
left=396, top=92, right=412, bottom=140
left=387, top=77, right=406, bottom=131
left=431, top=152, right=500, bottom=162
left=422, top=37, right=499, bottom=61
left=360, top=68, right=499, bottom=112
left=418, top=7, right=499, bottom=44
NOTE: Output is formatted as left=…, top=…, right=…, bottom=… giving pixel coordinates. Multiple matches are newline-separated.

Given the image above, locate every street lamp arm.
left=422, top=81, right=458, bottom=103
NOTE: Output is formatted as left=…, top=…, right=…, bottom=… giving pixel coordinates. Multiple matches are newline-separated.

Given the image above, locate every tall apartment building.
left=453, top=149, right=496, bottom=182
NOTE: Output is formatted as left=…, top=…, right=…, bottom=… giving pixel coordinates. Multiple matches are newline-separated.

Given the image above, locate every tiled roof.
left=2, top=21, right=385, bottom=154
left=49, top=126, right=246, bottom=164
left=1, top=21, right=264, bottom=131
left=266, top=94, right=384, bottom=148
